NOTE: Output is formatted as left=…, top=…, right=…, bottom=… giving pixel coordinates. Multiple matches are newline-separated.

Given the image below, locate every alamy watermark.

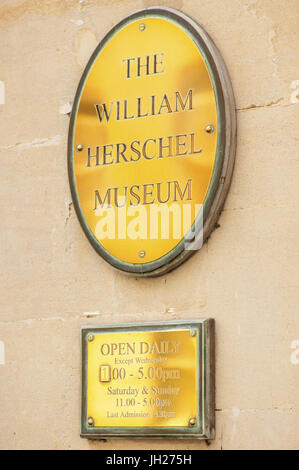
left=0, top=80, right=5, bottom=105
left=94, top=199, right=203, bottom=252
left=290, top=80, right=299, bottom=104
left=290, top=340, right=299, bottom=365
left=0, top=341, right=5, bottom=365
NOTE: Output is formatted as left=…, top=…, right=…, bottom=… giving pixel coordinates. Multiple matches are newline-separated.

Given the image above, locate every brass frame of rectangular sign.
left=81, top=319, right=215, bottom=439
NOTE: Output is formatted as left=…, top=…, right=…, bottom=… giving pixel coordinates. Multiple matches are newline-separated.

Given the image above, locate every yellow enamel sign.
left=87, top=329, right=198, bottom=428
left=81, top=319, right=215, bottom=439
left=68, top=8, right=236, bottom=275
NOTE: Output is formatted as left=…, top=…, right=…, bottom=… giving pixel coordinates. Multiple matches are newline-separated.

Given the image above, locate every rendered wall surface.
left=0, top=0, right=298, bottom=450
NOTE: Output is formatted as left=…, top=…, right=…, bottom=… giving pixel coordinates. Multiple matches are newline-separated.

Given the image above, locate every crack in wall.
left=216, top=407, right=299, bottom=413
left=237, top=98, right=283, bottom=111
left=0, top=135, right=63, bottom=151
left=65, top=202, right=73, bottom=227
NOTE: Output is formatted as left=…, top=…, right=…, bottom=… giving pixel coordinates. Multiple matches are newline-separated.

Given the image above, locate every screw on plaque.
left=139, top=250, right=146, bottom=258
left=139, top=23, right=146, bottom=31
left=189, top=418, right=197, bottom=426
left=190, top=329, right=197, bottom=337
left=88, top=334, right=94, bottom=342
left=88, top=417, right=94, bottom=427
left=205, top=125, right=214, bottom=134
left=76, top=144, right=84, bottom=152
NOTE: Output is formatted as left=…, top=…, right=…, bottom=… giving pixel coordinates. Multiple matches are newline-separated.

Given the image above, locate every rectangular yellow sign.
left=88, top=329, right=197, bottom=428
left=81, top=320, right=214, bottom=438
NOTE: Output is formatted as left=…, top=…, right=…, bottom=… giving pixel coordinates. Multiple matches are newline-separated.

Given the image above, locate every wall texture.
left=0, top=0, right=298, bottom=450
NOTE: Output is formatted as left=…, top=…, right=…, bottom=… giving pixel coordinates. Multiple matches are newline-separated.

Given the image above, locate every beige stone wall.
left=0, top=0, right=298, bottom=450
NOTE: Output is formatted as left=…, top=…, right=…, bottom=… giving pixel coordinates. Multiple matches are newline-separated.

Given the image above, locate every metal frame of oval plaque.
left=68, top=7, right=237, bottom=277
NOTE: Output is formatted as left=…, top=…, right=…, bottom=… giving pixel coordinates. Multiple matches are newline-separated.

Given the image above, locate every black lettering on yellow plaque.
left=81, top=320, right=215, bottom=439
left=68, top=7, right=236, bottom=277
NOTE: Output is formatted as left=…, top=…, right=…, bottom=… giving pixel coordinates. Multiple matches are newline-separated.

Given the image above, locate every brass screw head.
left=139, top=250, right=146, bottom=258
left=189, top=417, right=197, bottom=426
left=205, top=125, right=214, bottom=134
left=88, top=417, right=94, bottom=426
left=139, top=23, right=146, bottom=31
left=88, top=334, right=94, bottom=342
left=190, top=329, right=197, bottom=337
left=76, top=144, right=84, bottom=152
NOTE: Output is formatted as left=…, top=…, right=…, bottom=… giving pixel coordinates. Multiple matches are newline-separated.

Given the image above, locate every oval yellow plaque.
left=68, top=7, right=236, bottom=276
